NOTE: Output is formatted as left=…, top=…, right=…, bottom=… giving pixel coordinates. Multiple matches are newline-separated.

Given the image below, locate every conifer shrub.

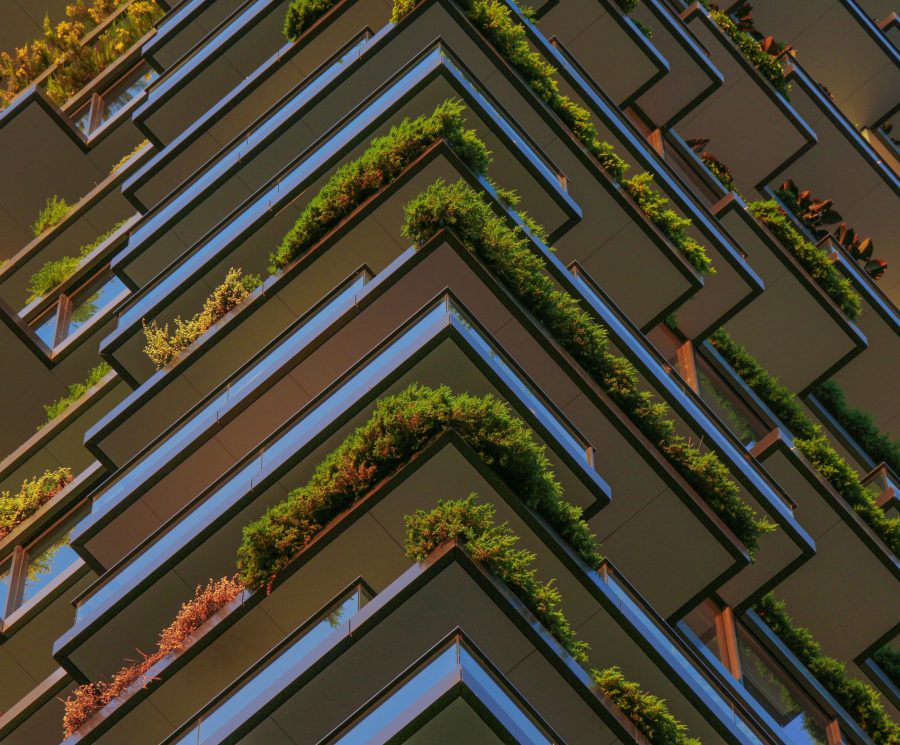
left=267, top=100, right=489, bottom=273
left=237, top=384, right=599, bottom=591
left=747, top=200, right=862, bottom=319
left=755, top=593, right=900, bottom=743
left=63, top=576, right=243, bottom=737
left=283, top=0, right=338, bottom=40
left=31, top=195, right=73, bottom=237
left=40, top=362, right=112, bottom=428
left=710, top=330, right=900, bottom=553
left=0, top=468, right=73, bottom=540
left=401, top=179, right=773, bottom=550
left=406, top=495, right=700, bottom=744
left=142, top=268, right=261, bottom=369
left=814, top=380, right=900, bottom=474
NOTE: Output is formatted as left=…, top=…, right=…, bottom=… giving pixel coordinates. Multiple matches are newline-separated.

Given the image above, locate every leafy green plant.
left=283, top=0, right=338, bottom=40
left=592, top=667, right=701, bottom=745
left=747, top=200, right=862, bottom=319
left=401, top=179, right=773, bottom=550
left=237, top=384, right=599, bottom=592
left=706, top=4, right=791, bottom=99
left=142, top=268, right=261, bottom=369
left=406, top=495, right=700, bottom=744
left=755, top=593, right=900, bottom=743
left=405, top=495, right=589, bottom=662
left=40, top=362, right=112, bottom=428
left=390, top=0, right=714, bottom=272
left=0, top=0, right=162, bottom=109
left=710, top=330, right=900, bottom=553
left=111, top=139, right=150, bottom=173
left=31, top=195, right=74, bottom=237
left=0, top=468, right=73, bottom=540
left=872, top=646, right=900, bottom=689
left=25, top=218, right=127, bottom=303
left=814, top=380, right=900, bottom=473
left=267, top=99, right=490, bottom=273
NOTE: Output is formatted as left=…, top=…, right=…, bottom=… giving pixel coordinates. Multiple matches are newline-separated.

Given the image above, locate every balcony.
left=0, top=666, right=74, bottom=745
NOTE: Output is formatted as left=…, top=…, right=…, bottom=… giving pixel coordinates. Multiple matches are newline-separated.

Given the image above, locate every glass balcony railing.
left=331, top=637, right=558, bottom=745
left=695, top=356, right=771, bottom=450
left=170, top=584, right=371, bottom=744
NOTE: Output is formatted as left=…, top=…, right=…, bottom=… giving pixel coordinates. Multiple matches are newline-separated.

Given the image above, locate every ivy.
left=747, top=200, right=861, bottom=319
left=142, top=268, right=261, bottom=369
left=237, top=384, right=599, bottom=592
left=814, top=380, right=900, bottom=474
left=755, top=594, right=900, bottom=744
left=40, top=362, right=112, bottom=428
left=401, top=179, right=773, bottom=550
left=406, top=495, right=700, bottom=744
left=0, top=468, right=73, bottom=540
left=710, top=330, right=900, bottom=553
left=267, top=99, right=490, bottom=273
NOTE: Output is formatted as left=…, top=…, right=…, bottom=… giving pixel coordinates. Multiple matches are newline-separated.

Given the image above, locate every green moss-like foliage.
left=814, top=380, right=900, bottom=474
left=708, top=9, right=790, bottom=99
left=405, top=495, right=589, bottom=662
left=111, top=139, right=150, bottom=173
left=405, top=495, right=700, bottom=744
left=283, top=0, right=337, bottom=40
left=237, top=384, right=599, bottom=591
left=31, top=195, right=74, bottom=237
left=395, top=0, right=712, bottom=272
left=401, top=179, right=773, bottom=550
left=755, top=594, right=900, bottom=744
left=710, top=330, right=900, bottom=553
left=26, top=218, right=127, bottom=303
left=0, top=468, right=73, bottom=540
left=747, top=200, right=861, bottom=319
left=142, top=268, right=261, bottom=369
left=592, top=667, right=701, bottom=745
left=267, top=99, right=490, bottom=273
left=872, top=646, right=900, bottom=690
left=40, top=362, right=112, bottom=428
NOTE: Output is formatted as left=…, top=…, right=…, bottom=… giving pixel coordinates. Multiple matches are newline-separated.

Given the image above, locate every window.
left=0, top=504, right=86, bottom=619
left=73, top=63, right=158, bottom=135
left=30, top=267, right=127, bottom=349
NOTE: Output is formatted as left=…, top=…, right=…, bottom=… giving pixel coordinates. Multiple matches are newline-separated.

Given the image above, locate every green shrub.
left=405, top=495, right=699, bottom=744
left=710, top=330, right=900, bottom=553
left=40, top=362, right=112, bottom=428
left=814, top=380, right=900, bottom=474
left=756, top=594, right=900, bottom=743
left=708, top=8, right=790, bottom=99
left=237, top=384, right=599, bottom=591
left=142, top=268, right=261, bottom=369
left=592, top=667, right=701, bottom=745
left=390, top=0, right=713, bottom=272
left=111, top=139, right=150, bottom=173
left=0, top=468, right=73, bottom=539
left=267, top=99, right=490, bottom=273
left=283, top=0, right=337, bottom=40
left=31, top=196, right=73, bottom=237
left=26, top=219, right=127, bottom=303
left=405, top=494, right=589, bottom=662
left=401, top=179, right=773, bottom=550
left=747, top=201, right=861, bottom=319
left=872, top=646, right=900, bottom=689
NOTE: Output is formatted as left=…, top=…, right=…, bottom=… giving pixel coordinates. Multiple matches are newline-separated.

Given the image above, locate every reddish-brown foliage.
left=62, top=576, right=243, bottom=737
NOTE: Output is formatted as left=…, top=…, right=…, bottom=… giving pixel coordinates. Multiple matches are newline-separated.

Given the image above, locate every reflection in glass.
left=21, top=529, right=77, bottom=604
left=67, top=273, right=127, bottom=337
left=98, top=67, right=157, bottom=125
left=33, top=306, right=60, bottom=347
left=0, top=559, right=11, bottom=617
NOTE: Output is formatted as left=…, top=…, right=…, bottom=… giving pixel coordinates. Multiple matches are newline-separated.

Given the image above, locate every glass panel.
left=64, top=272, right=127, bottom=339
left=32, top=305, right=60, bottom=347
left=179, top=588, right=367, bottom=743
left=20, top=523, right=79, bottom=606
left=74, top=104, right=93, bottom=134
left=735, top=625, right=829, bottom=745
left=695, top=357, right=767, bottom=449
left=97, top=66, right=158, bottom=126
left=0, top=558, right=11, bottom=618
left=682, top=600, right=725, bottom=663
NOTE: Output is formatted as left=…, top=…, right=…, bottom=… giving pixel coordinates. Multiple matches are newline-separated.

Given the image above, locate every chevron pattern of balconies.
left=0, top=0, right=897, bottom=743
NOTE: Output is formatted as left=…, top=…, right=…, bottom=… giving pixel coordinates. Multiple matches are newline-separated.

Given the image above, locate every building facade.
left=0, top=0, right=897, bottom=743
